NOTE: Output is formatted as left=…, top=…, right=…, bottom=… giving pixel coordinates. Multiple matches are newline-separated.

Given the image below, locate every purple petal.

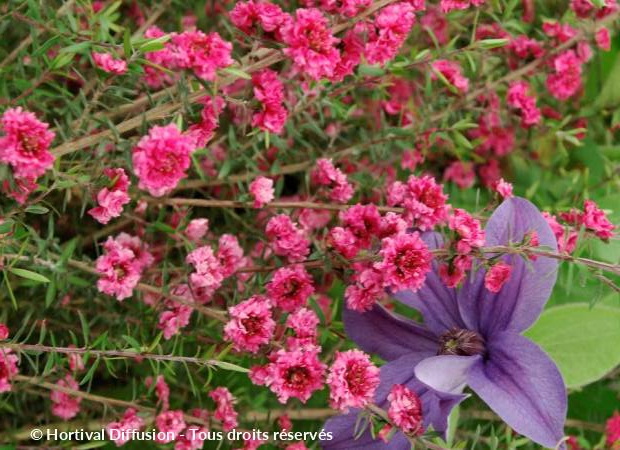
left=343, top=304, right=438, bottom=362
left=468, top=332, right=567, bottom=449
left=393, top=232, right=467, bottom=335
left=458, top=197, right=559, bottom=336
left=414, top=355, right=481, bottom=394
left=321, top=412, right=410, bottom=449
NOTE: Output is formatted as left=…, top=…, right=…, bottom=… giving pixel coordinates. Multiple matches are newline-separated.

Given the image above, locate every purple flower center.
left=437, top=327, right=485, bottom=356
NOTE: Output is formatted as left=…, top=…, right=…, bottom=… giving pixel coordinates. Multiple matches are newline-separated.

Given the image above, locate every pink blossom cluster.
left=310, top=158, right=354, bottom=203
left=251, top=69, right=288, bottom=134
left=230, top=0, right=292, bottom=41
left=187, top=96, right=226, bottom=148
left=546, top=50, right=584, bottom=101
left=387, top=384, right=424, bottom=435
left=560, top=200, right=615, bottom=240
left=92, top=52, right=127, bottom=74
left=249, top=176, right=275, bottom=208
left=265, top=214, right=311, bottom=262
left=431, top=60, right=469, bottom=93
left=210, top=387, right=239, bottom=431
left=441, top=0, right=485, bottom=13
left=155, top=410, right=186, bottom=443
left=88, top=168, right=131, bottom=224
left=266, top=264, right=315, bottom=312
left=281, top=8, right=341, bottom=80
left=484, top=261, right=513, bottom=292
left=326, top=349, right=380, bottom=412
left=96, top=233, right=153, bottom=301
left=376, top=232, right=433, bottom=291
left=224, top=295, right=276, bottom=353
left=0, top=107, right=55, bottom=200
left=365, top=2, right=417, bottom=66
left=250, top=344, right=326, bottom=403
left=132, top=124, right=195, bottom=197
left=387, top=175, right=450, bottom=230
left=506, top=81, right=541, bottom=128
left=0, top=345, right=19, bottom=393
left=50, top=375, right=82, bottom=420
left=158, top=284, right=194, bottom=340
left=106, top=408, right=145, bottom=446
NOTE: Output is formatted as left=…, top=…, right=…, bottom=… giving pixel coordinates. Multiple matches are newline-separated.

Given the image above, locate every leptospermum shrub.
left=0, top=0, right=619, bottom=449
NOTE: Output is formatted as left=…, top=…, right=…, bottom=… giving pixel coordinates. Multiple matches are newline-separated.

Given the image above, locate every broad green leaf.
left=525, top=303, right=620, bottom=388
left=9, top=267, right=50, bottom=283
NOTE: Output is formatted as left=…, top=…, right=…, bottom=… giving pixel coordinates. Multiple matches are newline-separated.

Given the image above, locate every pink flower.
left=172, top=31, right=233, bottom=81
left=186, top=245, right=225, bottom=291
left=546, top=50, right=583, bottom=101
left=365, top=2, right=416, bottom=65
left=51, top=375, right=82, bottom=420
left=327, top=350, right=380, bottom=412
left=439, top=254, right=472, bottom=288
left=327, top=226, right=359, bottom=258
left=265, top=214, right=311, bottom=262
left=230, top=1, right=292, bottom=41
left=146, top=374, right=171, bottom=410
left=132, top=124, right=195, bottom=197
left=155, top=410, right=186, bottom=443
left=0, top=324, right=8, bottom=340
left=282, top=8, right=341, bottom=80
left=88, top=168, right=131, bottom=224
left=310, top=159, right=354, bottom=203
left=443, top=161, right=475, bottom=189
left=595, top=27, right=611, bottom=51
left=113, top=233, right=154, bottom=270
left=187, top=96, right=226, bottom=148
left=605, top=411, right=620, bottom=446
left=286, top=307, right=320, bottom=341
left=449, top=208, right=485, bottom=254
left=470, top=112, right=515, bottom=156
left=582, top=200, right=615, bottom=239
left=217, top=234, right=245, bottom=277
left=387, top=384, right=424, bottom=435
left=339, top=204, right=382, bottom=250
left=0, top=348, right=19, bottom=393
left=142, top=26, right=178, bottom=88
left=92, top=52, right=127, bottom=74
left=506, top=81, right=541, bottom=127
left=106, top=408, right=144, bottom=446
left=484, top=261, right=512, bottom=293
left=387, top=175, right=449, bottom=230
left=0, top=107, right=55, bottom=178
left=345, top=264, right=386, bottom=312
left=2, top=176, right=38, bottom=204
left=431, top=60, right=469, bottom=93
left=278, top=414, right=293, bottom=431
left=495, top=178, right=514, bottom=199
left=262, top=345, right=326, bottom=403
left=542, top=212, right=578, bottom=254
left=185, top=218, right=209, bottom=242
left=210, top=387, right=238, bottom=431
left=378, top=212, right=408, bottom=239
left=224, top=295, right=275, bottom=353
left=95, top=236, right=143, bottom=301
left=158, top=301, right=193, bottom=340
left=252, top=69, right=288, bottom=134
left=266, top=265, right=315, bottom=312
left=249, top=176, right=275, bottom=208
left=376, top=232, right=433, bottom=291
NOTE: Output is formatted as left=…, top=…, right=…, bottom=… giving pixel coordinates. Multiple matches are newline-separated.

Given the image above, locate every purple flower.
left=322, top=198, right=567, bottom=449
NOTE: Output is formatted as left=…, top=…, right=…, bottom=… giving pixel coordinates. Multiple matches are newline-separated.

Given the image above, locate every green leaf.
left=525, top=303, right=620, bottom=388
left=8, top=268, right=50, bottom=283
left=210, top=360, right=249, bottom=373
left=222, top=67, right=251, bottom=80
left=25, top=205, right=49, bottom=214
left=476, top=38, right=509, bottom=49
left=50, top=52, right=75, bottom=70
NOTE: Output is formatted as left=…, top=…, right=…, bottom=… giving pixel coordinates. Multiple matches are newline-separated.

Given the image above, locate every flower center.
left=437, top=327, right=485, bottom=356
left=285, top=366, right=310, bottom=388
left=241, top=316, right=262, bottom=336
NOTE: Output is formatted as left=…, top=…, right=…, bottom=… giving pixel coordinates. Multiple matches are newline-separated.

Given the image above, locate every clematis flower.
left=325, top=198, right=566, bottom=449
